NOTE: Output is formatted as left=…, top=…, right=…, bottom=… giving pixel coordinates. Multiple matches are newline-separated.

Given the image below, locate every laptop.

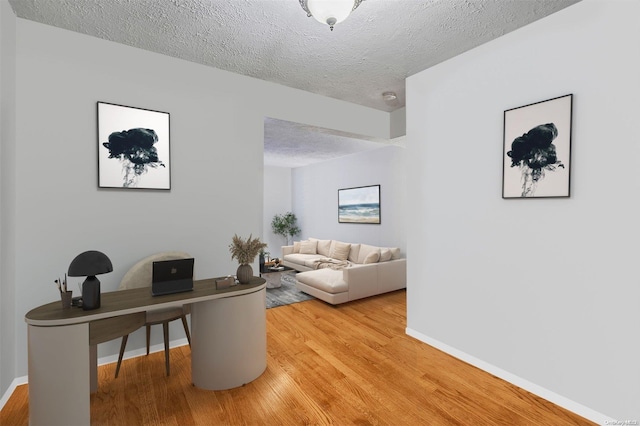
left=151, top=258, right=195, bottom=296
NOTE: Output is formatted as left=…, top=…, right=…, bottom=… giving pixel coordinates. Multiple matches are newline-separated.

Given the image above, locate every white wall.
left=292, top=145, right=406, bottom=253
left=5, top=18, right=390, bottom=382
left=406, top=0, right=639, bottom=421
left=390, top=107, right=406, bottom=139
left=263, top=165, right=292, bottom=256
left=0, top=0, right=17, bottom=403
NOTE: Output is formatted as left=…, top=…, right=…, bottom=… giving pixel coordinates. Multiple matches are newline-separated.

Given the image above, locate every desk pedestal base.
left=28, top=323, right=90, bottom=426
left=191, top=287, right=266, bottom=390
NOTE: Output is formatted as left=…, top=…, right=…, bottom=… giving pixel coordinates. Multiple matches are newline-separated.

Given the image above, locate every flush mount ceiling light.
left=299, top=0, right=365, bottom=31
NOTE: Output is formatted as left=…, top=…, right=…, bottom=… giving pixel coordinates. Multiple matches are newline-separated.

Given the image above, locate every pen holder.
left=61, top=291, right=73, bottom=309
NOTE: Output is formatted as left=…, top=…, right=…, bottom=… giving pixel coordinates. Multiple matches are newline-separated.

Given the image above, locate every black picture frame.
left=338, top=185, right=381, bottom=224
left=97, top=101, right=171, bottom=190
left=502, top=94, right=573, bottom=198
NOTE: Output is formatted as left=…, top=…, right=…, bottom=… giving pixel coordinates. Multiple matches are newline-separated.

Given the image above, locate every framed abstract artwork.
left=338, top=185, right=380, bottom=224
left=97, top=102, right=171, bottom=189
left=502, top=94, right=573, bottom=198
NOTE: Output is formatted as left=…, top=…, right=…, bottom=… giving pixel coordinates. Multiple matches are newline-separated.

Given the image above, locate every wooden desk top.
left=25, top=277, right=266, bottom=327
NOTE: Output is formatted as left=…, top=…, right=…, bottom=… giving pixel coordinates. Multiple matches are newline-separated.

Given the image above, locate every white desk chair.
left=115, top=251, right=192, bottom=377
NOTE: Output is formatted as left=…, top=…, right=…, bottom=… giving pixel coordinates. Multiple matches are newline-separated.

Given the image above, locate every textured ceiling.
left=264, top=117, right=401, bottom=168
left=9, top=0, right=580, bottom=167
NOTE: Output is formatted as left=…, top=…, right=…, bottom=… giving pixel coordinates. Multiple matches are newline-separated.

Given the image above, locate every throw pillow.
left=390, top=247, right=401, bottom=259
left=310, top=238, right=332, bottom=257
left=299, top=240, right=318, bottom=254
left=348, top=244, right=361, bottom=263
left=363, top=251, right=380, bottom=264
left=329, top=241, right=351, bottom=261
left=293, top=241, right=301, bottom=253
left=357, top=244, right=380, bottom=264
left=379, top=248, right=392, bottom=262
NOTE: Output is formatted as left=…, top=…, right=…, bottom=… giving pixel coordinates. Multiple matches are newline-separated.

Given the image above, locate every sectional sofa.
left=282, top=238, right=406, bottom=305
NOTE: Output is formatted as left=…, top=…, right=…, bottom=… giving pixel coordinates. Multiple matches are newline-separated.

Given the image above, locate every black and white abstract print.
left=503, top=95, right=572, bottom=198
left=98, top=102, right=170, bottom=190
left=507, top=122, right=563, bottom=197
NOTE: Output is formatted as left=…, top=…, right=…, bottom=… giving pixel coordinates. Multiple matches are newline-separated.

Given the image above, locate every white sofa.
left=282, top=238, right=406, bottom=305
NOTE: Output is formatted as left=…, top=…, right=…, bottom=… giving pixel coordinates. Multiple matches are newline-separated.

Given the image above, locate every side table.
left=260, top=266, right=291, bottom=289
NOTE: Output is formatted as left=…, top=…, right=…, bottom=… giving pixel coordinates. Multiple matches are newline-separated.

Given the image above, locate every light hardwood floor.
left=1, top=290, right=594, bottom=425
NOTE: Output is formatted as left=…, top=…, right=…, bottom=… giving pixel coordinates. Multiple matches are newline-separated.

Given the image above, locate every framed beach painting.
left=338, top=185, right=380, bottom=224
left=98, top=102, right=171, bottom=190
left=502, top=94, right=572, bottom=198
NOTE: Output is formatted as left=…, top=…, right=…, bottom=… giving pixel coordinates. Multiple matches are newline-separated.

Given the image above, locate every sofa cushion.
left=363, top=251, right=380, bottom=264
left=390, top=247, right=401, bottom=259
left=310, top=238, right=332, bottom=257
left=357, top=244, right=380, bottom=264
left=296, top=269, right=347, bottom=294
left=329, top=240, right=351, bottom=261
left=284, top=253, right=323, bottom=266
left=299, top=240, right=318, bottom=254
left=293, top=241, right=302, bottom=253
left=348, top=244, right=360, bottom=263
left=379, top=248, right=392, bottom=262
left=305, top=257, right=329, bottom=268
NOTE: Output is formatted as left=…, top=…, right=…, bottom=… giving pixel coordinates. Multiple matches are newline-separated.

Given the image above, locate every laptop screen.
left=151, top=258, right=194, bottom=296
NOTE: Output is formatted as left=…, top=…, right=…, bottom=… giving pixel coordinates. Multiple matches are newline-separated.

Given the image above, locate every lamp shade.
left=68, top=250, right=113, bottom=277
left=307, top=0, right=355, bottom=27
left=300, top=0, right=364, bottom=30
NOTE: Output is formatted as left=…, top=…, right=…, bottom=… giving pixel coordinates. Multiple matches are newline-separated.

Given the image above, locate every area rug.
left=266, top=271, right=315, bottom=309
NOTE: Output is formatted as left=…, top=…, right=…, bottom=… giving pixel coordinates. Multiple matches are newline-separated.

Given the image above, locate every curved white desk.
left=25, top=278, right=266, bottom=426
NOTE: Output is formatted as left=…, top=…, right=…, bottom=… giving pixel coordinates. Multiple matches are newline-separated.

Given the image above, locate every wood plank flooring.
left=1, top=290, right=594, bottom=425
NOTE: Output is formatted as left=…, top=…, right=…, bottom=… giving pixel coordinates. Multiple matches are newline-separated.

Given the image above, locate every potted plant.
left=229, top=234, right=267, bottom=284
left=271, top=212, right=301, bottom=245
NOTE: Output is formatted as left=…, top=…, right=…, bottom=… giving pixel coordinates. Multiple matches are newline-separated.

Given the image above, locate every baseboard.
left=405, top=327, right=614, bottom=425
left=0, top=376, right=28, bottom=411
left=0, top=338, right=190, bottom=411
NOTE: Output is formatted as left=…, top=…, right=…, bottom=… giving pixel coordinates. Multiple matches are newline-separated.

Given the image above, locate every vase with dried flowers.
left=229, top=234, right=267, bottom=284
